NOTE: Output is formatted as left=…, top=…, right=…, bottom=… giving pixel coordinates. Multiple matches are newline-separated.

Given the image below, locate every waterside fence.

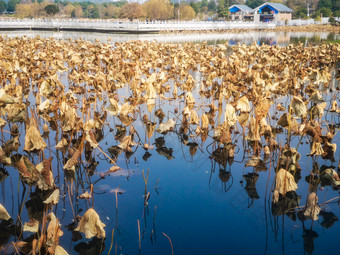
left=0, top=17, right=336, bottom=33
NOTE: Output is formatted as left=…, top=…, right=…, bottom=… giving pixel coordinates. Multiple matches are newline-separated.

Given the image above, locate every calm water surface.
left=0, top=31, right=338, bottom=255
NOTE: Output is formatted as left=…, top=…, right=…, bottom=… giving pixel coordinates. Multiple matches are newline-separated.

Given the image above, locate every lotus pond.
left=0, top=36, right=338, bottom=255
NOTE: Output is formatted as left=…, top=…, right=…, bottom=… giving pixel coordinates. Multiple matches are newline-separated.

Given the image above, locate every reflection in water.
left=0, top=30, right=338, bottom=45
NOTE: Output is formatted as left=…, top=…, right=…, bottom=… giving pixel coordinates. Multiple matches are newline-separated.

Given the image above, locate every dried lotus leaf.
left=237, top=112, right=249, bottom=127
left=0, top=118, right=7, bottom=128
left=185, top=92, right=195, bottom=105
left=0, top=203, right=11, bottom=220
left=274, top=168, right=298, bottom=196
left=79, top=191, right=92, bottom=199
left=38, top=100, right=51, bottom=113
left=0, top=147, right=11, bottom=165
left=36, top=157, right=54, bottom=190
left=311, top=102, right=327, bottom=119
left=63, top=149, right=81, bottom=171
left=246, top=117, right=260, bottom=141
left=23, top=219, right=39, bottom=233
left=309, top=91, right=324, bottom=104
left=224, top=104, right=236, bottom=127
left=291, top=96, right=307, bottom=118
left=75, top=208, right=106, bottom=239
left=0, top=89, right=16, bottom=105
left=46, top=212, right=63, bottom=249
left=147, top=99, right=155, bottom=113
left=55, top=245, right=69, bottom=255
left=85, top=131, right=99, bottom=148
left=309, top=141, right=324, bottom=156
left=106, top=98, right=119, bottom=116
left=24, top=119, right=47, bottom=152
left=55, top=138, right=68, bottom=150
left=255, top=99, right=271, bottom=120
left=201, top=113, right=209, bottom=130
left=330, top=101, right=338, bottom=112
left=43, top=124, right=49, bottom=133
left=157, top=119, right=176, bottom=134
left=44, top=189, right=60, bottom=204
left=277, top=113, right=299, bottom=133
left=190, top=110, right=199, bottom=125
left=61, top=108, right=77, bottom=132
left=120, top=102, right=133, bottom=116
left=236, top=96, right=250, bottom=113
left=5, top=103, right=27, bottom=123
left=146, top=122, right=156, bottom=138
left=118, top=135, right=136, bottom=152
left=304, top=192, right=320, bottom=221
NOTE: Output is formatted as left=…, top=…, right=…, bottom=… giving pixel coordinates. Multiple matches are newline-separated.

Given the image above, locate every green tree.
left=0, top=0, right=6, bottom=13
left=190, top=1, right=199, bottom=14
left=207, top=0, right=216, bottom=12
left=245, top=0, right=264, bottom=9
left=44, top=4, right=60, bottom=15
left=294, top=6, right=307, bottom=18
left=85, top=4, right=99, bottom=18
left=318, top=7, right=332, bottom=16
left=6, top=0, right=19, bottom=12
left=218, top=0, right=229, bottom=18
left=318, top=0, right=332, bottom=9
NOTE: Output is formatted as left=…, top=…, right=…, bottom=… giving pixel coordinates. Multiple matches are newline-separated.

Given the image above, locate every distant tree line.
left=0, top=0, right=338, bottom=20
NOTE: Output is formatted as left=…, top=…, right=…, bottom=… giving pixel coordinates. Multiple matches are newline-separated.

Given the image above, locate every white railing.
left=276, top=17, right=339, bottom=26
left=0, top=18, right=276, bottom=32
left=0, top=18, right=336, bottom=32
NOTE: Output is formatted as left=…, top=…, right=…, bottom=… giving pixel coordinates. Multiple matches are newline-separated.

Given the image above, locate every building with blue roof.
left=229, top=5, right=254, bottom=21
left=253, top=2, right=293, bottom=22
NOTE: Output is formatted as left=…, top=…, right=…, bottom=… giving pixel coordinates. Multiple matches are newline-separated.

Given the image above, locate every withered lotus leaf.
left=237, top=112, right=249, bottom=127
left=36, top=157, right=54, bottom=190
left=63, top=149, right=81, bottom=171
left=304, top=192, right=320, bottom=221
left=44, top=189, right=60, bottom=205
left=291, top=96, right=307, bottom=118
left=24, top=120, right=47, bottom=152
left=85, top=131, right=99, bottom=148
left=55, top=245, right=69, bottom=255
left=201, top=113, right=209, bottom=130
left=330, top=101, right=339, bottom=112
left=309, top=141, right=324, bottom=156
left=75, top=208, right=106, bottom=239
left=0, top=203, right=11, bottom=220
left=5, top=103, right=27, bottom=123
left=23, top=219, right=39, bottom=233
left=277, top=113, right=299, bottom=133
left=0, top=89, right=16, bottom=105
left=274, top=168, right=298, bottom=196
left=118, top=135, right=136, bottom=152
left=55, top=138, right=68, bottom=150
left=46, top=212, right=63, bottom=250
left=246, top=117, right=260, bottom=141
left=190, top=110, right=199, bottom=125
left=236, top=96, right=250, bottom=113
left=0, top=147, right=11, bottom=165
left=157, top=119, right=176, bottom=134
left=79, top=191, right=92, bottom=199
left=224, top=104, right=237, bottom=127
left=185, top=92, right=195, bottom=105
left=0, top=118, right=7, bottom=128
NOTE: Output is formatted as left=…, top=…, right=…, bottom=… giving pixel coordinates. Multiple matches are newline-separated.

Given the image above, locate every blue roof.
left=253, top=2, right=293, bottom=13
left=229, top=5, right=253, bottom=13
